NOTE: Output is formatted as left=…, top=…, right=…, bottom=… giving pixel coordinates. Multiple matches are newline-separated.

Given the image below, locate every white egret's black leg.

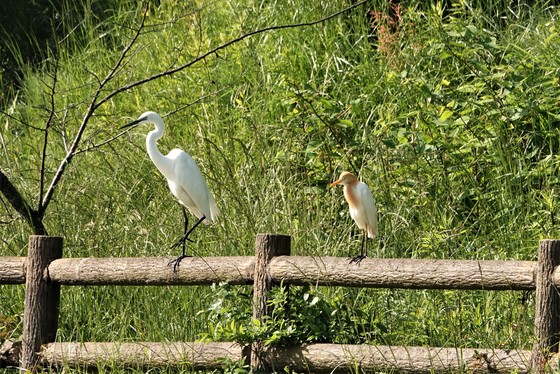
left=172, top=215, right=206, bottom=250
left=350, top=231, right=368, bottom=264
left=180, top=207, right=191, bottom=255
left=169, top=215, right=206, bottom=272
left=170, top=207, right=194, bottom=250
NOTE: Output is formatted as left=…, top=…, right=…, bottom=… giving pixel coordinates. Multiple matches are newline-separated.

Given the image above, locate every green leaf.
left=382, top=137, right=397, bottom=148
left=337, top=119, right=354, bottom=128
left=439, top=109, right=453, bottom=121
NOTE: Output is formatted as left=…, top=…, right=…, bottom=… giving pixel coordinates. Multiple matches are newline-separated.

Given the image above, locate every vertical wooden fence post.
left=532, top=239, right=560, bottom=373
left=21, top=235, right=63, bottom=373
left=251, top=233, right=291, bottom=373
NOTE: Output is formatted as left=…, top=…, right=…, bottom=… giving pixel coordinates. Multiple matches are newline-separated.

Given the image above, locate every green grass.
left=1, top=0, right=559, bottom=372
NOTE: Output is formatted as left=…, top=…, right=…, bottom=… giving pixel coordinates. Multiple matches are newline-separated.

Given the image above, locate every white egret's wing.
left=169, top=149, right=219, bottom=223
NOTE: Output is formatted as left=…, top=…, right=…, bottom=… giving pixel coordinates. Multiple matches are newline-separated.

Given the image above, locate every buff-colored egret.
left=121, top=111, right=219, bottom=271
left=330, top=171, right=377, bottom=263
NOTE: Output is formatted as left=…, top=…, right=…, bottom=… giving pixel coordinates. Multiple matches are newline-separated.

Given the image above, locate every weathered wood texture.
left=268, top=344, right=540, bottom=373
left=0, top=256, right=542, bottom=290
left=21, top=236, right=63, bottom=373
left=0, top=257, right=25, bottom=284
left=0, top=340, right=20, bottom=368
left=47, top=256, right=254, bottom=285
left=41, top=342, right=247, bottom=369
left=532, top=239, right=560, bottom=372
left=270, top=256, right=536, bottom=290
left=0, top=256, right=535, bottom=289
left=252, top=234, right=291, bottom=320
left=4, top=234, right=560, bottom=372
left=39, top=342, right=545, bottom=374
left=551, top=266, right=560, bottom=288
left=251, top=234, right=291, bottom=372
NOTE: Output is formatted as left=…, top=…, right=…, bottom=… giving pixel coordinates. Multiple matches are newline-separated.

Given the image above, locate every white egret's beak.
left=120, top=116, right=148, bottom=130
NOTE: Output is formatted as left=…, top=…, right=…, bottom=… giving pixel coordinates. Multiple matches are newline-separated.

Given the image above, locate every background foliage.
left=2, top=0, right=560, bottom=371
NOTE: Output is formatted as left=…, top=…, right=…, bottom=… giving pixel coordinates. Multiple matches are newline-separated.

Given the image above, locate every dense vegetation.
left=2, top=0, right=560, bottom=372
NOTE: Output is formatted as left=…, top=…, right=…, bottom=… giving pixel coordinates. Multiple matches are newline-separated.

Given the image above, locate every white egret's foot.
left=170, top=236, right=194, bottom=250
left=349, top=255, right=367, bottom=264
left=168, top=254, right=192, bottom=272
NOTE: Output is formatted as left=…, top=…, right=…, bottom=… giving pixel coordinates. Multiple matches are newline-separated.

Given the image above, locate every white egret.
left=121, top=111, right=219, bottom=271
left=330, top=171, right=377, bottom=263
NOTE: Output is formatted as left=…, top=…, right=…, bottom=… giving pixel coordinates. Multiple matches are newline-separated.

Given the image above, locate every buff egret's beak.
left=329, top=179, right=343, bottom=188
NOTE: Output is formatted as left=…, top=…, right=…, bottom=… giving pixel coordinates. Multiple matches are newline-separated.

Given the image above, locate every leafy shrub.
left=198, top=282, right=386, bottom=346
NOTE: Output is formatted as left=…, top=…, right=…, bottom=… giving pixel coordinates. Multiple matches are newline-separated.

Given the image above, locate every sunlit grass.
left=1, top=0, right=559, bottom=372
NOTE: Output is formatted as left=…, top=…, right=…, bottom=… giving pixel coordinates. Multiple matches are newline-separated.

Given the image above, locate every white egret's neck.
left=146, top=119, right=164, bottom=148
left=145, top=119, right=173, bottom=177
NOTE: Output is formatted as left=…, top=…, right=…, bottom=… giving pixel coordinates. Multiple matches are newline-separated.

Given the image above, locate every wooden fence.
left=1, top=234, right=560, bottom=373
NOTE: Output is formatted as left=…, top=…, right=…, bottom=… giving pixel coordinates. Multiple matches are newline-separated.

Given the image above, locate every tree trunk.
left=21, top=236, right=62, bottom=373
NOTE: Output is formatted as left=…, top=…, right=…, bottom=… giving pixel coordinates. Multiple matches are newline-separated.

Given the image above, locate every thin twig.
left=288, top=82, right=360, bottom=174
left=38, top=4, right=150, bottom=217
left=94, top=0, right=369, bottom=110
left=0, top=110, right=37, bottom=130
left=39, top=56, right=59, bottom=211
left=75, top=78, right=237, bottom=155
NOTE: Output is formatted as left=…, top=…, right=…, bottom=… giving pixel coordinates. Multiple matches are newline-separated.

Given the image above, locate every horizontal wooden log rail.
left=0, top=257, right=26, bottom=284
left=40, top=342, right=246, bottom=370
left=268, top=344, right=543, bottom=374
left=0, top=256, right=538, bottom=290
left=36, top=342, right=550, bottom=374
left=2, top=236, right=559, bottom=373
left=270, top=256, right=536, bottom=290
left=47, top=256, right=254, bottom=285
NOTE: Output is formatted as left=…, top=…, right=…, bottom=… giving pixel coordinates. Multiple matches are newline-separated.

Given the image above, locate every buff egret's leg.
left=350, top=231, right=368, bottom=264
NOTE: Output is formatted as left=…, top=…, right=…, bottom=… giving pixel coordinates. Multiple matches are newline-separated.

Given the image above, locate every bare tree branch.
left=37, top=4, right=150, bottom=218
left=0, top=169, right=47, bottom=235
left=74, top=80, right=236, bottom=155
left=94, top=0, right=369, bottom=110
left=0, top=110, right=38, bottom=130
left=39, top=57, right=59, bottom=211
